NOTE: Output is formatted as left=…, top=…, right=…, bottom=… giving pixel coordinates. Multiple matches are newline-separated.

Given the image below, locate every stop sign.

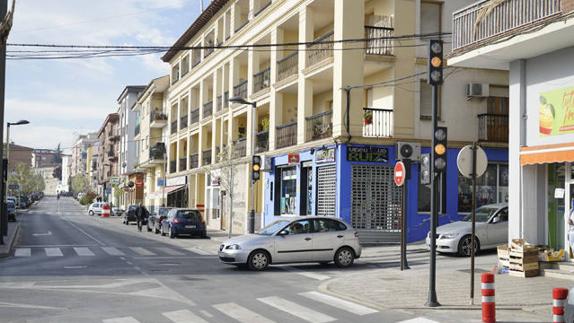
left=394, top=161, right=406, bottom=187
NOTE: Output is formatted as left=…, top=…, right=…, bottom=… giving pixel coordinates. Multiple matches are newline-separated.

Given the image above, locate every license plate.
left=185, top=225, right=196, bottom=229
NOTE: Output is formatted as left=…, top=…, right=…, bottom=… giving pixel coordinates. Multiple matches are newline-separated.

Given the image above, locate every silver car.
left=426, top=203, right=508, bottom=256
left=219, top=216, right=362, bottom=271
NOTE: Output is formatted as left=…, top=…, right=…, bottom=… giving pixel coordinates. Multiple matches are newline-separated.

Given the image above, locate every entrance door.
left=549, top=163, right=566, bottom=250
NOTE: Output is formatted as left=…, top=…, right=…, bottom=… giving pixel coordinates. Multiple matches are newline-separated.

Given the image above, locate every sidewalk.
left=321, top=244, right=573, bottom=322
left=0, top=221, right=20, bottom=257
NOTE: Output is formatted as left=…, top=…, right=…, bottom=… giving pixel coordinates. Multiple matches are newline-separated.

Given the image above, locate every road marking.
left=102, top=317, right=141, bottom=323
left=163, top=309, right=209, bottom=323
left=74, top=247, right=95, bottom=256
left=14, top=248, right=31, bottom=257
left=129, top=247, right=156, bottom=256
left=300, top=291, right=378, bottom=316
left=396, top=318, right=440, bottom=323
left=258, top=296, right=336, bottom=323
left=102, top=247, right=125, bottom=256
left=199, top=310, right=213, bottom=318
left=187, top=247, right=216, bottom=256
left=32, top=231, right=52, bottom=236
left=281, top=267, right=331, bottom=281
left=213, top=302, right=276, bottom=323
left=64, top=266, right=88, bottom=269
left=156, top=247, right=184, bottom=256
left=59, top=215, right=106, bottom=246
left=45, top=248, right=63, bottom=257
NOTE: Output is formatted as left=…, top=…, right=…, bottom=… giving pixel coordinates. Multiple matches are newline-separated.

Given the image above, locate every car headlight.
left=440, top=233, right=459, bottom=239
left=225, top=244, right=241, bottom=250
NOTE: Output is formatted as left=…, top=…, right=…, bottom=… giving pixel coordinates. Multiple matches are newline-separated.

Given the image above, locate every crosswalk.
left=13, top=245, right=218, bottom=258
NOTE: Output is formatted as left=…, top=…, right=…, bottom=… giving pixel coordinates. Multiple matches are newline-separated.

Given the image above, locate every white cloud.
left=6, top=125, right=91, bottom=151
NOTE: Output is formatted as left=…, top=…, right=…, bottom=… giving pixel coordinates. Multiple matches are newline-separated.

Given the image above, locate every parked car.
left=218, top=216, right=362, bottom=271
left=426, top=203, right=508, bottom=256
left=147, top=207, right=173, bottom=233
left=160, top=208, right=206, bottom=239
left=18, top=195, right=31, bottom=208
left=111, top=207, right=124, bottom=217
left=88, top=202, right=103, bottom=216
left=7, top=196, right=18, bottom=209
left=122, top=204, right=142, bottom=225
left=7, top=200, right=16, bottom=222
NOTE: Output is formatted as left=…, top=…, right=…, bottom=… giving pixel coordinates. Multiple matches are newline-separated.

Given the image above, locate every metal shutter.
left=316, top=165, right=337, bottom=217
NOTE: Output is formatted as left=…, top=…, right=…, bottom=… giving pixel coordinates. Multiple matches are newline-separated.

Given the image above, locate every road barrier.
left=552, top=287, right=568, bottom=323
left=101, top=204, right=110, bottom=218
left=481, top=272, right=495, bottom=323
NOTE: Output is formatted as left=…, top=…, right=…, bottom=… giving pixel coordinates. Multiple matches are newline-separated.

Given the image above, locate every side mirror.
left=491, top=216, right=500, bottom=224
left=277, top=230, right=288, bottom=237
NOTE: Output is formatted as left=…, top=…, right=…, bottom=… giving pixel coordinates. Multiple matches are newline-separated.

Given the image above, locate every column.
left=297, top=6, right=314, bottom=144
left=269, top=27, right=282, bottom=151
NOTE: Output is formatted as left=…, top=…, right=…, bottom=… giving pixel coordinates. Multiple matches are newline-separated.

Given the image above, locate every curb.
left=0, top=222, right=20, bottom=258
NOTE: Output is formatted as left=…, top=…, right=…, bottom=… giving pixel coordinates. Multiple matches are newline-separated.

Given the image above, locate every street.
left=0, top=197, right=425, bottom=323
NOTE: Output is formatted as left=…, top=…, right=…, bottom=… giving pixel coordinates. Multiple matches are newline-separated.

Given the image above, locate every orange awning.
left=520, top=143, right=574, bottom=166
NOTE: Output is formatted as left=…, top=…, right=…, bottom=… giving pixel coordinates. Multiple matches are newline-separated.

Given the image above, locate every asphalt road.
left=0, top=197, right=428, bottom=323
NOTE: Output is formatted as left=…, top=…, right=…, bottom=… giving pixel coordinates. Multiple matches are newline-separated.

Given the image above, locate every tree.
left=7, top=163, right=45, bottom=194
left=70, top=174, right=90, bottom=194
left=212, top=146, right=242, bottom=238
left=52, top=165, right=62, bottom=180
left=53, top=143, right=63, bottom=164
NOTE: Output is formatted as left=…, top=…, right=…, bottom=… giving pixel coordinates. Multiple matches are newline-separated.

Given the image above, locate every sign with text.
left=539, top=85, right=574, bottom=136
left=166, top=175, right=187, bottom=187
left=315, top=147, right=335, bottom=164
left=347, top=146, right=388, bottom=163
left=110, top=176, right=121, bottom=185
left=288, top=153, right=300, bottom=165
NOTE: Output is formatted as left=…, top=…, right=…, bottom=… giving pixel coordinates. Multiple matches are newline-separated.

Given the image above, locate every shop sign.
left=166, top=175, right=187, bottom=187
left=157, top=178, right=166, bottom=187
left=288, top=153, right=300, bottom=165
left=347, top=146, right=388, bottom=163
left=110, top=176, right=121, bottom=185
left=315, top=147, right=336, bottom=164
left=539, top=85, right=574, bottom=136
left=135, top=177, right=144, bottom=188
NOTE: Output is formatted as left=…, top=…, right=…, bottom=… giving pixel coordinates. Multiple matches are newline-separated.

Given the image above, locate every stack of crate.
left=497, top=244, right=509, bottom=269
left=508, top=239, right=539, bottom=277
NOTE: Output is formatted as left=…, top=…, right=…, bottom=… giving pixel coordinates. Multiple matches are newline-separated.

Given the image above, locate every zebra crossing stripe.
left=213, top=302, right=276, bottom=323
left=156, top=247, right=184, bottom=256
left=162, top=309, right=209, bottom=323
left=74, top=247, right=95, bottom=256
left=45, top=248, right=63, bottom=257
left=129, top=247, right=155, bottom=256
left=14, top=248, right=31, bottom=257
left=396, top=318, right=440, bottom=323
left=102, top=317, right=141, bottom=323
left=258, top=296, right=336, bottom=323
left=299, top=291, right=378, bottom=316
left=187, top=247, right=215, bottom=256
left=102, top=247, right=125, bottom=256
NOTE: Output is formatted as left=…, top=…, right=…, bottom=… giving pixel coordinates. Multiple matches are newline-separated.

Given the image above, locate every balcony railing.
left=204, top=44, right=214, bottom=58
left=179, top=157, right=187, bottom=172
left=255, top=131, right=269, bottom=153
left=180, top=115, right=188, bottom=129
left=306, top=111, right=333, bottom=141
left=216, top=95, right=223, bottom=112
left=170, top=121, right=178, bottom=134
left=224, top=91, right=229, bottom=108
left=362, top=108, right=394, bottom=138
left=478, top=113, right=509, bottom=143
left=190, top=153, right=199, bottom=169
left=202, top=149, right=212, bottom=166
left=149, top=146, right=166, bottom=161
left=203, top=101, right=213, bottom=119
left=233, top=138, right=247, bottom=158
left=190, top=108, right=200, bottom=125
left=170, top=160, right=177, bottom=173
left=452, top=0, right=562, bottom=52
left=150, top=111, right=168, bottom=123
left=277, top=52, right=298, bottom=82
left=253, top=68, right=271, bottom=93
left=307, top=31, right=334, bottom=67
left=365, top=26, right=394, bottom=56
left=276, top=122, right=298, bottom=149
left=233, top=80, right=248, bottom=99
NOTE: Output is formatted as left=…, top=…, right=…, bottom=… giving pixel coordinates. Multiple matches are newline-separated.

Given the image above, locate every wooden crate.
left=509, top=262, right=539, bottom=271
left=509, top=269, right=539, bottom=278
left=497, top=245, right=510, bottom=268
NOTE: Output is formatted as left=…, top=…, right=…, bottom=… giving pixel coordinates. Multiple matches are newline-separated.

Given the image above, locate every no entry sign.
left=394, top=161, right=406, bottom=187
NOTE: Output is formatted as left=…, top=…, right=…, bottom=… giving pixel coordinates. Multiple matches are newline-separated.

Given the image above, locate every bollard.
left=481, top=272, right=495, bottom=323
left=553, top=287, right=569, bottom=323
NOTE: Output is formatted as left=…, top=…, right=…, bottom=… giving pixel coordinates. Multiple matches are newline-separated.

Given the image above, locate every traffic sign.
left=457, top=145, right=488, bottom=179
left=394, top=161, right=406, bottom=187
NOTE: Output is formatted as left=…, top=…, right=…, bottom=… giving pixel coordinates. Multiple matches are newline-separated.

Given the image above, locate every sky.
left=6, top=0, right=203, bottom=152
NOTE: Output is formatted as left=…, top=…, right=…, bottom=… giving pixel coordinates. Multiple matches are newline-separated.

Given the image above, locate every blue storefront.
left=263, top=143, right=508, bottom=243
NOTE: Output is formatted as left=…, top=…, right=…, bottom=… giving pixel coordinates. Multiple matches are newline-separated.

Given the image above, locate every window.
left=420, top=80, right=441, bottom=119
left=181, top=54, right=190, bottom=76
left=457, top=164, right=508, bottom=212
left=171, top=63, right=180, bottom=84
left=421, top=1, right=442, bottom=34
left=277, top=167, right=297, bottom=215
left=283, top=220, right=311, bottom=235
left=418, top=173, right=446, bottom=213
left=313, top=219, right=346, bottom=233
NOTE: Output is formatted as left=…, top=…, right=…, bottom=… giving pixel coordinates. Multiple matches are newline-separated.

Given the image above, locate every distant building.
left=5, top=143, right=33, bottom=173
left=32, top=149, right=61, bottom=168
left=58, top=154, right=71, bottom=193
left=71, top=133, right=98, bottom=177
left=86, top=141, right=100, bottom=191
left=97, top=113, right=120, bottom=202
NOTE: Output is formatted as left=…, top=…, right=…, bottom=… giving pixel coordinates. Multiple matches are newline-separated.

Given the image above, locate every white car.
left=426, top=203, right=508, bottom=256
left=219, top=216, right=362, bottom=271
left=88, top=202, right=104, bottom=216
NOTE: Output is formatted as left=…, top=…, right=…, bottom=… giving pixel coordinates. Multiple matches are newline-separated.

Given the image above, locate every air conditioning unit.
left=465, top=83, right=489, bottom=98
left=397, top=142, right=421, bottom=161
left=262, top=155, right=272, bottom=172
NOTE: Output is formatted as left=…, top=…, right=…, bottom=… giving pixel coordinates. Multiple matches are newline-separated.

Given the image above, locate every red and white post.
left=552, top=287, right=569, bottom=323
left=481, top=272, right=495, bottom=323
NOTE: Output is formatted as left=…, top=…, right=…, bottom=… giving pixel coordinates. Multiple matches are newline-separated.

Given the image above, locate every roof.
left=7, top=144, right=33, bottom=151
left=97, top=113, right=119, bottom=137
left=117, top=86, right=147, bottom=103
left=161, top=0, right=230, bottom=62
left=137, top=75, right=170, bottom=103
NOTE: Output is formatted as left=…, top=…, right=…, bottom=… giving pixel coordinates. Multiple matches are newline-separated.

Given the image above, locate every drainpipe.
left=344, top=87, right=352, bottom=144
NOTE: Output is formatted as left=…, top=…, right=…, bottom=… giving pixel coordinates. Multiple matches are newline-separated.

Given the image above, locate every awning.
left=163, top=185, right=185, bottom=195
left=520, top=143, right=574, bottom=166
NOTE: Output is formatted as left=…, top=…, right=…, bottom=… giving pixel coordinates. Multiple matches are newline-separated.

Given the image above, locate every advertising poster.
left=539, top=85, right=574, bottom=136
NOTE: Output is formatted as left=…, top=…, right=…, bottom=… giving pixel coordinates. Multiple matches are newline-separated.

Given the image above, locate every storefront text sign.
left=315, top=148, right=335, bottom=164
left=347, top=146, right=388, bottom=163
left=166, top=175, right=187, bottom=187
left=157, top=178, right=165, bottom=187
left=539, top=85, right=574, bottom=136
left=288, top=153, right=300, bottom=164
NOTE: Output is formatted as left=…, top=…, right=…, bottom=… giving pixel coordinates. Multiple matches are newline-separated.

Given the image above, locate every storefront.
left=165, top=175, right=188, bottom=208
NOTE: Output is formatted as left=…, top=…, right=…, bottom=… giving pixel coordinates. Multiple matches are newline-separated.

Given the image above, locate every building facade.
left=6, top=144, right=33, bottom=173
left=97, top=113, right=120, bottom=203
left=449, top=0, right=574, bottom=257
left=86, top=141, right=100, bottom=192
left=162, top=0, right=509, bottom=240
left=71, top=133, right=98, bottom=177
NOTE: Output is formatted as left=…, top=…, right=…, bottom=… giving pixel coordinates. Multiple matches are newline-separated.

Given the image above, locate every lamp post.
left=228, top=96, right=257, bottom=234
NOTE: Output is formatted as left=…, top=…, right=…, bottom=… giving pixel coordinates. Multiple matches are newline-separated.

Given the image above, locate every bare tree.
left=211, top=145, right=243, bottom=238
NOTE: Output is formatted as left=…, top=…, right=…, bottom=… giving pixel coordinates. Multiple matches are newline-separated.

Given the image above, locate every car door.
left=273, top=219, right=313, bottom=263
left=163, top=210, right=176, bottom=232
left=312, top=219, right=346, bottom=261
left=486, top=207, right=509, bottom=248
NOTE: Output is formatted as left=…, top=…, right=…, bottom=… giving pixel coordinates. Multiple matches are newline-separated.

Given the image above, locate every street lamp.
left=228, top=96, right=257, bottom=234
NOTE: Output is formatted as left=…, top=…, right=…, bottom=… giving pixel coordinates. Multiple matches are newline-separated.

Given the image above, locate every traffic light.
left=433, top=127, right=447, bottom=173
left=420, top=153, right=431, bottom=185
left=428, top=39, right=443, bottom=86
left=252, top=155, right=261, bottom=182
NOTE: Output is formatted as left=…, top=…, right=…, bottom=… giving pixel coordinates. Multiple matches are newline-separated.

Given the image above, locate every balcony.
left=452, top=0, right=562, bottom=53
left=179, top=157, right=187, bottom=172
left=202, top=149, right=212, bottom=166
left=107, top=150, right=117, bottom=161
left=306, top=111, right=332, bottom=141
left=307, top=31, right=334, bottom=67
left=204, top=45, right=214, bottom=58
left=190, top=108, right=200, bottom=125
left=150, top=111, right=168, bottom=128
left=233, top=80, right=248, bottom=100
left=180, top=115, right=188, bottom=130
left=362, top=108, right=393, bottom=138
left=109, top=130, right=120, bottom=141
left=478, top=113, right=509, bottom=143
left=255, top=131, right=269, bottom=153
left=170, top=120, right=178, bottom=135
left=134, top=124, right=140, bottom=136
left=224, top=91, right=229, bottom=109
left=203, top=101, right=213, bottom=119
left=235, top=19, right=249, bottom=33
left=216, top=95, right=223, bottom=113
left=276, top=122, right=297, bottom=149
left=170, top=160, right=176, bottom=173
left=277, top=52, right=298, bottom=82
left=190, top=153, right=199, bottom=169
left=254, top=0, right=272, bottom=17
left=192, top=53, right=201, bottom=68
left=253, top=68, right=271, bottom=93
left=365, top=26, right=393, bottom=56
left=232, top=138, right=247, bottom=158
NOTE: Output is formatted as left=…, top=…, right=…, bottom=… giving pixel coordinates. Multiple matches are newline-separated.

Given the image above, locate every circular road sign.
left=457, top=145, right=488, bottom=179
left=394, top=161, right=406, bottom=187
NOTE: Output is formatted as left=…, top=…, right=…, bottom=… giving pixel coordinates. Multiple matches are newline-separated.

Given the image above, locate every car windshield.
left=463, top=206, right=499, bottom=223
left=258, top=220, right=291, bottom=236
left=178, top=210, right=200, bottom=220
left=159, top=208, right=171, bottom=216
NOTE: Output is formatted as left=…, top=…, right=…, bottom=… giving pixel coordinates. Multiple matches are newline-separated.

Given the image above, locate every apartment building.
left=71, top=133, right=98, bottom=177
left=133, top=75, right=170, bottom=212
left=97, top=113, right=120, bottom=203
left=162, top=0, right=509, bottom=241
left=86, top=141, right=100, bottom=192
left=448, top=0, right=574, bottom=257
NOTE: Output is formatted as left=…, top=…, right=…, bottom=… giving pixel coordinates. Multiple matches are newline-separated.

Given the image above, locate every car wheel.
left=248, top=250, right=270, bottom=271
left=458, top=235, right=480, bottom=257
left=334, top=247, right=355, bottom=268
left=89, top=210, right=94, bottom=216
left=169, top=226, right=176, bottom=239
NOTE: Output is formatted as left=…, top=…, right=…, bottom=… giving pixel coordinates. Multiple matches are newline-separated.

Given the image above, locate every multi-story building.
left=58, top=154, right=71, bottom=193
left=71, top=133, right=98, bottom=177
left=117, top=86, right=146, bottom=208
left=5, top=143, right=33, bottom=173
left=86, top=141, right=100, bottom=192
left=32, top=149, right=60, bottom=169
left=162, top=0, right=509, bottom=241
left=448, top=0, right=574, bottom=257
left=133, top=76, right=170, bottom=213
left=97, top=113, right=120, bottom=203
